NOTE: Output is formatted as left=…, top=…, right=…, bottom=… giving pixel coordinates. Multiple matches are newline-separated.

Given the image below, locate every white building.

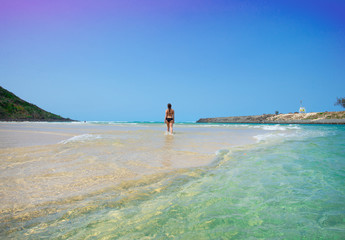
left=299, top=100, right=306, bottom=113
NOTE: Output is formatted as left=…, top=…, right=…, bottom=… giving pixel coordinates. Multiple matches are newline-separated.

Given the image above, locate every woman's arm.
left=164, top=110, right=167, bottom=123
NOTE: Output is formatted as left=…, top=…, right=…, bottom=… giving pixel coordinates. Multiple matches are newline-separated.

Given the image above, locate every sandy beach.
left=1, top=122, right=344, bottom=238
left=0, top=122, right=263, bottom=230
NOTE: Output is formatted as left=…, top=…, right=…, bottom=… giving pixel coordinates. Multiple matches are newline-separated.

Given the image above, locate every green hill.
left=0, top=86, right=74, bottom=121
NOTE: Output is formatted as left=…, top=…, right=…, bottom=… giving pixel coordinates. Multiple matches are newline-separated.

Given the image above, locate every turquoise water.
left=1, top=123, right=345, bottom=239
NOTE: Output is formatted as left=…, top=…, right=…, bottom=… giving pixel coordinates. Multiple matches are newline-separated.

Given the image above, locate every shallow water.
left=0, top=122, right=344, bottom=239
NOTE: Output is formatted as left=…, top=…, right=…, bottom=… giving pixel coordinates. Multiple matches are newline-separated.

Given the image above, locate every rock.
left=196, top=112, right=345, bottom=124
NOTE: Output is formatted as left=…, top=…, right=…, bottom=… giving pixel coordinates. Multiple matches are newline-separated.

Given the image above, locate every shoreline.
left=0, top=122, right=263, bottom=211
left=0, top=121, right=261, bottom=153
left=0, top=119, right=77, bottom=122
left=197, top=119, right=345, bottom=125
left=197, top=111, right=345, bottom=125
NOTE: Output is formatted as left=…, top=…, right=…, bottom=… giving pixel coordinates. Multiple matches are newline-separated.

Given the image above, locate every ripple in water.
left=0, top=123, right=344, bottom=239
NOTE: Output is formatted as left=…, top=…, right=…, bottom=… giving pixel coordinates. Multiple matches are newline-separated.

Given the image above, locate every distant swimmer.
left=165, top=103, right=174, bottom=134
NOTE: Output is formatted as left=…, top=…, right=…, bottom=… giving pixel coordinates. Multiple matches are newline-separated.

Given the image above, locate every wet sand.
left=0, top=122, right=264, bottom=229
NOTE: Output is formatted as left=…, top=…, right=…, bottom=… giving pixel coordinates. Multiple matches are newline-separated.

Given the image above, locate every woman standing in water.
left=165, top=103, right=174, bottom=134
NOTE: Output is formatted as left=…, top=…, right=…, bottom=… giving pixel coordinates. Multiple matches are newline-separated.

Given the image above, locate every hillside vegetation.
left=0, top=86, right=73, bottom=121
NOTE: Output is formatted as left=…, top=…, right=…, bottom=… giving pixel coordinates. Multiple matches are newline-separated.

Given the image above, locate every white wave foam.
left=215, top=149, right=230, bottom=156
left=60, top=134, right=101, bottom=144
left=164, top=131, right=175, bottom=136
left=194, top=124, right=251, bottom=128
left=254, top=133, right=287, bottom=142
left=193, top=124, right=302, bottom=131
left=253, top=127, right=329, bottom=144
left=252, top=124, right=301, bottom=131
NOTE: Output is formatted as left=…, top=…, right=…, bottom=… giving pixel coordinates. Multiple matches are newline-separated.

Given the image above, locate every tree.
left=335, top=97, right=345, bottom=108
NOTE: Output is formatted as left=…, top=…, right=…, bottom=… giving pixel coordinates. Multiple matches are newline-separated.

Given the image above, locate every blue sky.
left=1, top=0, right=345, bottom=121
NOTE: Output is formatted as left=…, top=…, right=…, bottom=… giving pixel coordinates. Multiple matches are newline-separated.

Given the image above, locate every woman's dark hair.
left=167, top=103, right=172, bottom=113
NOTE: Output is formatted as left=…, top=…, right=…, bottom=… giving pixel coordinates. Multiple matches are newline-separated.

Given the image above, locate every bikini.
left=166, top=117, right=174, bottom=123
left=166, top=110, right=174, bottom=122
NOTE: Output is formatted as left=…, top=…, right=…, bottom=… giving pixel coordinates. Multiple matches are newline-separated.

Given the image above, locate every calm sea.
left=0, top=122, right=344, bottom=239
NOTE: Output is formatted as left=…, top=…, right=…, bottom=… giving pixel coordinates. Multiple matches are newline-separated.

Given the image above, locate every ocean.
left=0, top=122, right=344, bottom=239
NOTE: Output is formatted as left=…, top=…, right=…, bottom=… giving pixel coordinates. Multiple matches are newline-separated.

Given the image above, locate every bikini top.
left=167, top=109, right=173, bottom=117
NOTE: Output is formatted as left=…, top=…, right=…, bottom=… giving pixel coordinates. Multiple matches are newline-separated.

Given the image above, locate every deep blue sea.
left=0, top=122, right=344, bottom=239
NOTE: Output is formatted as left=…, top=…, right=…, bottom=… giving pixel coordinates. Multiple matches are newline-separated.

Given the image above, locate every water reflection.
left=162, top=134, right=174, bottom=167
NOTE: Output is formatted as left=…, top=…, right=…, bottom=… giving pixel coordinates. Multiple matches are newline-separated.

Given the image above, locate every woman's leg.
left=166, top=122, right=170, bottom=132
left=169, top=122, right=173, bottom=134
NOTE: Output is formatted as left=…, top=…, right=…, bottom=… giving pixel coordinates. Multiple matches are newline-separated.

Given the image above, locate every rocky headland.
left=0, top=86, right=75, bottom=122
left=197, top=111, right=345, bottom=124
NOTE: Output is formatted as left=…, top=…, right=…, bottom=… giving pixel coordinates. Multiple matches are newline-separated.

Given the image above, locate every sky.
left=1, top=0, right=345, bottom=121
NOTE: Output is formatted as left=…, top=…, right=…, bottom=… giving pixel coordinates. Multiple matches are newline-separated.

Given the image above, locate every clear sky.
left=1, top=0, right=345, bottom=121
